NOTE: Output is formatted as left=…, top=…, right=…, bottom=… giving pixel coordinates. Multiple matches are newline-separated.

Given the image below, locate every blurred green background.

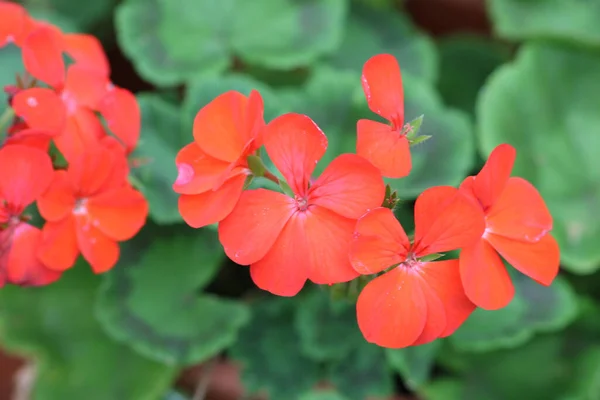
left=1, top=0, right=599, bottom=399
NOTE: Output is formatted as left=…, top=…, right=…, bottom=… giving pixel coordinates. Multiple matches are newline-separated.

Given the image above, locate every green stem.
left=0, top=107, right=15, bottom=142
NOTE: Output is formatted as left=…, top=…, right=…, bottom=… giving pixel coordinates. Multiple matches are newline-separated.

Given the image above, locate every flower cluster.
left=0, top=2, right=148, bottom=287
left=177, top=53, right=561, bottom=348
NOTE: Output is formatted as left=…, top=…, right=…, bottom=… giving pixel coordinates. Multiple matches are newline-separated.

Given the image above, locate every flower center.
left=73, top=198, right=88, bottom=215
left=295, top=195, right=309, bottom=211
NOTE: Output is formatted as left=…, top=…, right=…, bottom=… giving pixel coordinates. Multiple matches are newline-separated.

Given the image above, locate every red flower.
left=349, top=186, right=485, bottom=348
left=0, top=2, right=32, bottom=47
left=357, top=54, right=411, bottom=178
left=36, top=145, right=148, bottom=273
left=173, top=90, right=265, bottom=228
left=0, top=144, right=61, bottom=287
left=458, top=144, right=560, bottom=310
left=219, top=113, right=386, bottom=296
left=12, top=65, right=111, bottom=160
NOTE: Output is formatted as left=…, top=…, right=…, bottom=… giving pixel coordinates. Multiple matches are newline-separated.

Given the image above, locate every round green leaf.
left=377, top=76, right=475, bottom=198
left=116, top=0, right=347, bottom=87
left=96, top=229, right=250, bottom=366
left=488, top=0, right=600, bottom=48
left=300, top=391, right=348, bottom=400
left=295, top=288, right=362, bottom=362
left=450, top=272, right=578, bottom=352
left=24, top=0, right=115, bottom=31
left=132, top=93, right=185, bottom=224
left=329, top=3, right=438, bottom=83
left=386, top=340, right=441, bottom=390
left=476, top=43, right=600, bottom=272
left=437, top=35, right=511, bottom=115
left=230, top=298, right=321, bottom=399
left=328, top=343, right=394, bottom=400
left=0, top=266, right=176, bottom=400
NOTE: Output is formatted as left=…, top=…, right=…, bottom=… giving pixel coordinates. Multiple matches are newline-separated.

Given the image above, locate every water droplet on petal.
left=174, top=163, right=194, bottom=186
left=27, top=97, right=38, bottom=107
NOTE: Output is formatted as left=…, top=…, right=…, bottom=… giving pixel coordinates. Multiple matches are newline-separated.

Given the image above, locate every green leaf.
left=96, top=228, right=250, bottom=366
left=296, top=289, right=362, bottom=362
left=230, top=298, right=321, bottom=399
left=450, top=272, right=578, bottom=352
left=299, top=391, right=349, bottom=400
left=132, top=93, right=185, bottom=224
left=0, top=265, right=176, bottom=400
left=386, top=340, right=441, bottom=390
left=565, top=346, right=600, bottom=399
left=0, top=45, right=24, bottom=116
left=382, top=76, right=475, bottom=198
left=24, top=0, right=115, bottom=30
left=117, top=0, right=346, bottom=86
left=437, top=35, right=511, bottom=115
left=329, top=3, right=438, bottom=83
left=488, top=0, right=600, bottom=48
left=329, top=342, right=394, bottom=400
left=476, top=43, right=600, bottom=272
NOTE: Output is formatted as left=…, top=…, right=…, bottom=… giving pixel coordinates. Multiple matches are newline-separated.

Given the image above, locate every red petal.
left=37, top=218, right=79, bottom=271
left=356, top=119, right=411, bottom=178
left=349, top=207, right=410, bottom=275
left=172, top=142, right=230, bottom=195
left=193, top=91, right=249, bottom=162
left=305, top=206, right=360, bottom=285
left=12, top=88, right=66, bottom=132
left=63, top=33, right=110, bottom=76
left=413, top=186, right=486, bottom=256
left=361, top=54, right=404, bottom=125
left=486, top=177, right=553, bottom=242
left=64, top=65, right=110, bottom=109
left=242, top=90, right=265, bottom=147
left=250, top=212, right=309, bottom=296
left=357, top=266, right=426, bottom=348
left=218, top=188, right=296, bottom=265
left=54, top=110, right=104, bottom=162
left=0, top=2, right=29, bottom=47
left=486, top=233, right=560, bottom=286
left=411, top=275, right=446, bottom=346
left=99, top=87, right=140, bottom=151
left=86, top=186, right=148, bottom=241
left=0, top=144, right=53, bottom=209
left=178, top=174, right=246, bottom=228
left=6, top=223, right=61, bottom=286
left=263, top=113, right=327, bottom=196
left=459, top=238, right=515, bottom=310
left=309, top=153, right=385, bottom=219
left=472, top=143, right=516, bottom=210
left=37, top=171, right=75, bottom=222
left=419, top=260, right=476, bottom=337
left=75, top=214, right=119, bottom=273
left=22, top=25, right=65, bottom=88
left=67, top=145, right=127, bottom=197
left=5, top=128, right=54, bottom=150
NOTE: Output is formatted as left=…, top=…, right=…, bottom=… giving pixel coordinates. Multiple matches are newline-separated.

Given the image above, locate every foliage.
left=0, top=0, right=599, bottom=399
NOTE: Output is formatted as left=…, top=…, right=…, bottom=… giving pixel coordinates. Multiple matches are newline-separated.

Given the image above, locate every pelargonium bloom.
left=37, top=144, right=148, bottom=273
left=0, top=144, right=61, bottom=287
left=349, top=186, right=485, bottom=348
left=219, top=113, right=386, bottom=296
left=357, top=53, right=411, bottom=178
left=459, top=144, right=560, bottom=310
left=173, top=90, right=265, bottom=228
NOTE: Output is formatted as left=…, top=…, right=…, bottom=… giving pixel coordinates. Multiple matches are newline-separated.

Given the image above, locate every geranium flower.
left=349, top=186, right=485, bottom=348
left=357, top=53, right=411, bottom=178
left=0, top=144, right=61, bottom=286
left=458, top=144, right=560, bottom=310
left=37, top=144, right=148, bottom=273
left=219, top=113, right=386, bottom=296
left=173, top=90, right=265, bottom=228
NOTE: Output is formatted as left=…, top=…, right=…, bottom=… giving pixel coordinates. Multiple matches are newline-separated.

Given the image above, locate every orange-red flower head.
left=173, top=90, right=265, bottom=228
left=458, top=144, right=560, bottom=310
left=349, top=186, right=485, bottom=348
left=219, top=113, right=386, bottom=296
left=357, top=54, right=411, bottom=179
left=37, top=145, right=148, bottom=274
